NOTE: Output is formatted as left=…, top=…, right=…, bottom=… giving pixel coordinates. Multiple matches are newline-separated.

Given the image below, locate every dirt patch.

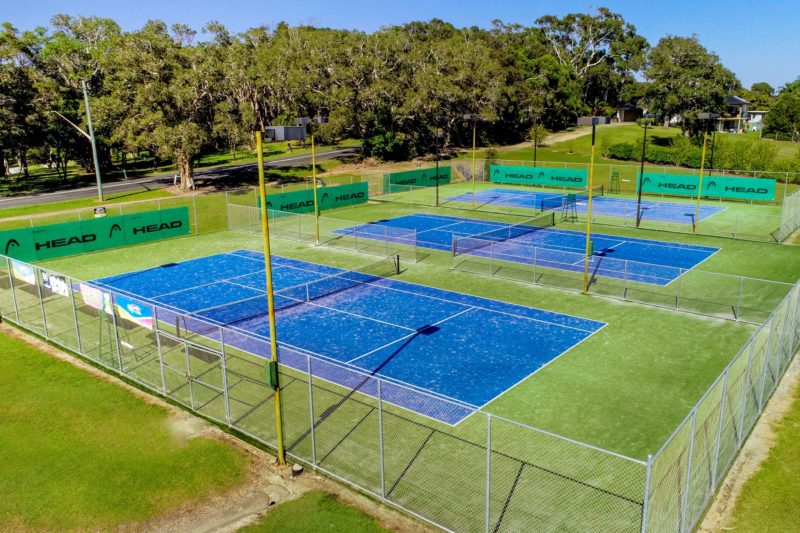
left=0, top=323, right=431, bottom=532
left=698, top=350, right=800, bottom=532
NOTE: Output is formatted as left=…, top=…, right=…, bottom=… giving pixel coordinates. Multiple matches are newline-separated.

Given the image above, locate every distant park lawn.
left=240, top=491, right=389, bottom=533
left=727, top=369, right=800, bottom=532
left=0, top=328, right=249, bottom=531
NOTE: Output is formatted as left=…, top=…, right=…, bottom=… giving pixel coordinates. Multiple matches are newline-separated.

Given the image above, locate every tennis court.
left=89, top=250, right=605, bottom=424
left=335, top=213, right=719, bottom=285
left=445, top=188, right=726, bottom=224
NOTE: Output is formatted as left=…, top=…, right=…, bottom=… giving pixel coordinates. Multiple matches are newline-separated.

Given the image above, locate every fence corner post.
left=641, top=453, right=653, bottom=533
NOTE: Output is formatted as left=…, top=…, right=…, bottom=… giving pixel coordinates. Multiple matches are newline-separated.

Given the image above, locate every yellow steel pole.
left=311, top=134, right=320, bottom=244
left=694, top=131, right=709, bottom=233
left=582, top=123, right=597, bottom=294
left=471, top=120, right=477, bottom=210
left=256, top=131, right=286, bottom=465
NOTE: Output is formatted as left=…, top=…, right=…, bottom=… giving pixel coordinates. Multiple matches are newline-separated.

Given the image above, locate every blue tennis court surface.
left=335, top=213, right=719, bottom=285
left=445, top=188, right=725, bottom=224
left=91, top=250, right=605, bottom=424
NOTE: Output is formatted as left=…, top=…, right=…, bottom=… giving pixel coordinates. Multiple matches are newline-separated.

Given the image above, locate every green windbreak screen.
left=637, top=173, right=775, bottom=201
left=0, top=207, right=190, bottom=262
left=258, top=182, right=369, bottom=214
left=385, top=167, right=451, bottom=191
left=489, top=165, right=588, bottom=188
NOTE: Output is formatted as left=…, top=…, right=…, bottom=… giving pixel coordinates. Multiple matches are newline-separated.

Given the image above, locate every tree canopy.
left=0, top=9, right=782, bottom=186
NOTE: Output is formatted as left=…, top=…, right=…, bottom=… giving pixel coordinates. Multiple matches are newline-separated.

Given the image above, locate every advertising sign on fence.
left=385, top=166, right=452, bottom=191
left=80, top=283, right=113, bottom=315
left=115, top=294, right=153, bottom=330
left=258, top=182, right=369, bottom=214
left=41, top=270, right=69, bottom=297
left=0, top=207, right=190, bottom=262
left=489, top=165, right=588, bottom=188
left=10, top=260, right=35, bottom=285
left=637, top=173, right=776, bottom=201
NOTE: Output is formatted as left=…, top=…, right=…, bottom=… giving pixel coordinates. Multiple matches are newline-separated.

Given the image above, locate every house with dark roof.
left=717, top=95, right=750, bottom=133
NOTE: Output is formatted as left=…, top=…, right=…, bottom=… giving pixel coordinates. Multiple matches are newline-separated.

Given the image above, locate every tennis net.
left=188, top=255, right=401, bottom=327
left=538, top=185, right=605, bottom=213
left=452, top=211, right=556, bottom=256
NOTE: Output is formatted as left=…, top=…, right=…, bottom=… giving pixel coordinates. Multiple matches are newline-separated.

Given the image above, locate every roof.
left=726, top=95, right=750, bottom=105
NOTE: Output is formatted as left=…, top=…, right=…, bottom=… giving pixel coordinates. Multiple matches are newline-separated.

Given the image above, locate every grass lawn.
left=727, top=369, right=800, bottom=531
left=240, top=492, right=389, bottom=533
left=0, top=327, right=249, bottom=531
left=0, top=188, right=172, bottom=220
left=2, top=140, right=359, bottom=197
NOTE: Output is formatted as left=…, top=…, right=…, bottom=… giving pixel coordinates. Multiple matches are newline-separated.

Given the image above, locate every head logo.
left=266, top=201, right=273, bottom=210
left=706, top=181, right=717, bottom=191
left=109, top=223, right=122, bottom=238
left=4, top=239, right=20, bottom=255
left=493, top=168, right=500, bottom=176
left=642, top=177, right=651, bottom=186
left=321, top=192, right=330, bottom=205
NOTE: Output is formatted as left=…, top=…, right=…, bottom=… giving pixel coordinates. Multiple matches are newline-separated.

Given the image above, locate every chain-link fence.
left=643, top=280, right=800, bottom=532
left=225, top=194, right=420, bottom=263
left=0, top=192, right=229, bottom=235
left=0, top=253, right=651, bottom=532
left=775, top=189, right=800, bottom=242
left=349, top=158, right=794, bottom=243
left=451, top=238, right=793, bottom=324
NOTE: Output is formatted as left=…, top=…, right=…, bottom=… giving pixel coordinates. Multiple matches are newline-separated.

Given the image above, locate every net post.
left=711, top=368, right=729, bottom=489
left=394, top=254, right=401, bottom=275
left=640, top=454, right=653, bottom=533
left=533, top=246, right=538, bottom=284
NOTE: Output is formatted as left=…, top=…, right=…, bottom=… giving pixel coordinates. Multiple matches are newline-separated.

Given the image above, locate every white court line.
left=345, top=306, right=476, bottom=365
left=235, top=252, right=605, bottom=332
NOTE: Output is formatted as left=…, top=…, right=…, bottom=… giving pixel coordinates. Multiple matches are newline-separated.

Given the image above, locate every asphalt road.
left=0, top=146, right=361, bottom=209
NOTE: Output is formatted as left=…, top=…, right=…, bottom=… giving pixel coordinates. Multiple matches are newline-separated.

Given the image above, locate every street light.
left=50, top=80, right=104, bottom=201
left=636, top=113, right=657, bottom=227
left=694, top=112, right=720, bottom=231
left=463, top=113, right=478, bottom=209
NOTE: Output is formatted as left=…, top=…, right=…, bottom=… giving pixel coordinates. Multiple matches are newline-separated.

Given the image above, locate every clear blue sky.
left=2, top=0, right=798, bottom=90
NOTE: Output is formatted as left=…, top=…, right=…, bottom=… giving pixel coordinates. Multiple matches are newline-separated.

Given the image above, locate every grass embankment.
left=0, top=328, right=249, bottom=530
left=726, top=369, right=800, bottom=532
left=240, top=492, right=389, bottom=533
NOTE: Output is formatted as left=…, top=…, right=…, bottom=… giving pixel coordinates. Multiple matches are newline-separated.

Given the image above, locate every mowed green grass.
left=40, top=224, right=774, bottom=459
left=0, top=329, right=249, bottom=531
left=727, top=371, right=800, bottom=531
left=240, top=492, right=389, bottom=533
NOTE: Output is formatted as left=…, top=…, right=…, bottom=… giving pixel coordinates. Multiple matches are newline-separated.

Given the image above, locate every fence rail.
left=0, top=252, right=650, bottom=533
left=451, top=238, right=792, bottom=324
left=225, top=198, right=420, bottom=263
left=0, top=186, right=798, bottom=531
